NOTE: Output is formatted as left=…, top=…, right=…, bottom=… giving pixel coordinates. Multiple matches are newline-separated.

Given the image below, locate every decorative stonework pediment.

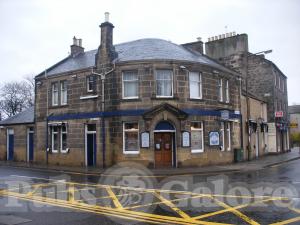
left=143, top=103, right=188, bottom=120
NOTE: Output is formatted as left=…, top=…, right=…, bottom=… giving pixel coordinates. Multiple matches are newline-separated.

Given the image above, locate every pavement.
left=1, top=149, right=300, bottom=177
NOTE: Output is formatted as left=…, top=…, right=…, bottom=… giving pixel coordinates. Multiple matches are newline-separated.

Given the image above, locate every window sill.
left=80, top=95, right=98, bottom=100
left=151, top=96, right=179, bottom=100
left=49, top=104, right=69, bottom=109
left=191, top=150, right=204, bottom=153
left=120, top=98, right=141, bottom=102
left=189, top=98, right=204, bottom=102
left=123, top=152, right=140, bottom=156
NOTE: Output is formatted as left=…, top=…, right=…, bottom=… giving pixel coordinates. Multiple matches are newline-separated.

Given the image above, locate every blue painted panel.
left=155, top=121, right=175, bottom=131
left=8, top=134, right=14, bottom=160
left=48, top=108, right=241, bottom=121
left=29, top=133, right=34, bottom=161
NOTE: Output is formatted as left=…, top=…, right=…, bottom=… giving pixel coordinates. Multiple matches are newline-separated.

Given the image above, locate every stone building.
left=205, top=33, right=289, bottom=154
left=0, top=14, right=242, bottom=168
left=289, top=105, right=300, bottom=147
left=241, top=92, right=268, bottom=160
left=0, top=107, right=34, bottom=162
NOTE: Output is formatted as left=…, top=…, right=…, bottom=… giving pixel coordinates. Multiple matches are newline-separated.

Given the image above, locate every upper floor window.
left=218, top=79, right=223, bottom=102
left=189, top=72, right=202, bottom=99
left=52, top=82, right=58, bottom=106
left=60, top=81, right=67, bottom=105
left=225, top=80, right=230, bottom=103
left=191, top=122, right=204, bottom=153
left=156, top=69, right=173, bottom=97
left=122, top=71, right=138, bottom=99
left=123, top=122, right=139, bottom=154
left=87, top=75, right=96, bottom=92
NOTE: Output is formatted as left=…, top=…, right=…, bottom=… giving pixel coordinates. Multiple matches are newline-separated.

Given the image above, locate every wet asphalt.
left=0, top=158, right=299, bottom=225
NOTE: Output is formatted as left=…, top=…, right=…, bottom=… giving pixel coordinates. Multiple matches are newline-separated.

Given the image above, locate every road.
left=0, top=159, right=299, bottom=225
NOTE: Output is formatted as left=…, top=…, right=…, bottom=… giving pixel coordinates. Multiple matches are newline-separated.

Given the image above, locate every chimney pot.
left=197, top=37, right=202, bottom=42
left=105, top=12, right=110, bottom=22
left=222, top=34, right=225, bottom=39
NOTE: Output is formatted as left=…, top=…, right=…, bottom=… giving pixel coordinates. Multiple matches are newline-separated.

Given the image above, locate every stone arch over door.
left=143, top=103, right=187, bottom=167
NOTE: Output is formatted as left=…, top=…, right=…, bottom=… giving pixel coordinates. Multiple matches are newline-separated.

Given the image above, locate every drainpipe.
left=45, top=70, right=49, bottom=165
left=92, top=64, right=115, bottom=168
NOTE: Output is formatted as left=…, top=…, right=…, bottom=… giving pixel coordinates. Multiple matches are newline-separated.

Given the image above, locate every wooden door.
left=154, top=133, right=173, bottom=167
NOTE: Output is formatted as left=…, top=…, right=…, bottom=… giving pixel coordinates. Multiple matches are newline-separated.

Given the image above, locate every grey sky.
left=0, top=0, right=299, bottom=104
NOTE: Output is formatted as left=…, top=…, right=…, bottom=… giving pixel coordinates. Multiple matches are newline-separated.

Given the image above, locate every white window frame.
left=52, top=82, right=58, bottom=106
left=122, top=71, right=139, bottom=99
left=60, top=81, right=67, bottom=105
left=191, top=121, right=204, bottom=153
left=123, top=122, right=139, bottom=154
left=218, top=79, right=223, bottom=102
left=226, top=122, right=231, bottom=151
left=51, top=126, right=59, bottom=153
left=60, top=125, right=68, bottom=153
left=156, top=69, right=173, bottom=98
left=220, top=122, right=225, bottom=151
left=225, top=80, right=230, bottom=103
left=87, top=76, right=95, bottom=93
left=189, top=72, right=202, bottom=99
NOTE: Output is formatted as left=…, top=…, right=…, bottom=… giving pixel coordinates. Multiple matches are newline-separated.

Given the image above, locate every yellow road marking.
left=193, top=197, right=277, bottom=220
left=211, top=197, right=260, bottom=225
left=105, top=186, right=123, bottom=209
left=269, top=216, right=300, bottom=225
left=153, top=191, right=191, bottom=219
left=68, top=184, right=76, bottom=203
left=26, top=184, right=43, bottom=197
left=1, top=190, right=232, bottom=225
left=288, top=206, right=300, bottom=214
left=124, top=194, right=203, bottom=210
left=6, top=176, right=291, bottom=201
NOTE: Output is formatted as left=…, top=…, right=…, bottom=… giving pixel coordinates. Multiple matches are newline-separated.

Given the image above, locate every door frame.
left=85, top=125, right=97, bottom=166
left=6, top=128, right=14, bottom=161
left=27, top=127, right=34, bottom=162
left=153, top=130, right=177, bottom=168
left=255, top=130, right=259, bottom=158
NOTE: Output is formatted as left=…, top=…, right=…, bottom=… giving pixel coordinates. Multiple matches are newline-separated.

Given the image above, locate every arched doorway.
left=154, top=121, right=176, bottom=168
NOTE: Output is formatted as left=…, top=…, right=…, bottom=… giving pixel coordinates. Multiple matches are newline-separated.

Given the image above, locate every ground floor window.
left=51, top=126, right=59, bottom=153
left=50, top=124, right=68, bottom=153
left=220, top=121, right=231, bottom=151
left=123, top=122, right=139, bottom=154
left=191, top=121, right=204, bottom=153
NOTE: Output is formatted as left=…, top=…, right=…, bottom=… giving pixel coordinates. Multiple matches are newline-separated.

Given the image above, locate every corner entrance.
left=154, top=121, right=176, bottom=168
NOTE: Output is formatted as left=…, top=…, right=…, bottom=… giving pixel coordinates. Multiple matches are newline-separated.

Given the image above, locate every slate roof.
left=0, top=106, right=34, bottom=125
left=289, top=105, right=300, bottom=114
left=40, top=38, right=237, bottom=77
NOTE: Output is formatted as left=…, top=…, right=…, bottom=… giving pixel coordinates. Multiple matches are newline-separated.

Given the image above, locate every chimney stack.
left=96, top=12, right=117, bottom=69
left=182, top=37, right=204, bottom=54
left=70, top=36, right=84, bottom=57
